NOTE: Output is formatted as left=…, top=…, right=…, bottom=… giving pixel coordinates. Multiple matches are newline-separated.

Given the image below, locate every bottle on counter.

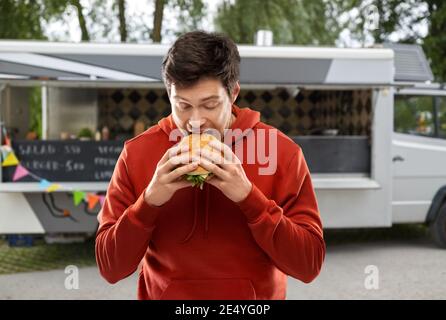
left=95, top=130, right=101, bottom=141
left=133, top=120, right=145, bottom=137
left=60, top=131, right=69, bottom=140
left=101, top=126, right=110, bottom=141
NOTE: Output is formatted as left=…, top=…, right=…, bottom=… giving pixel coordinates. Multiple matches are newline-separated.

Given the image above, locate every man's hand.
left=144, top=144, right=199, bottom=207
left=197, top=139, right=252, bottom=203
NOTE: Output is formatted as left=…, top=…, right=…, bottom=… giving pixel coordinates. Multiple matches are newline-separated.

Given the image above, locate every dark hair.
left=162, top=30, right=240, bottom=96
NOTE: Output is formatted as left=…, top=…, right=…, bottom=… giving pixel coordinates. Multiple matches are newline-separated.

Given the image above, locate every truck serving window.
left=439, top=97, right=446, bottom=139
left=394, top=95, right=435, bottom=137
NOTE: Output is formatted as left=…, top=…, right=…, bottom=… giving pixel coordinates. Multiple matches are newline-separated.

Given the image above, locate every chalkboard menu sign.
left=2, top=140, right=123, bottom=182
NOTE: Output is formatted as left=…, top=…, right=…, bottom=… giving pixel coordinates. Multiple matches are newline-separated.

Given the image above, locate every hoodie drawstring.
left=181, top=188, right=199, bottom=243
left=181, top=184, right=211, bottom=243
left=204, top=185, right=210, bottom=237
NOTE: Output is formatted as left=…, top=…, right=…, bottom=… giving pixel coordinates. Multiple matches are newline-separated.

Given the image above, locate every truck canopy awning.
left=0, top=41, right=395, bottom=85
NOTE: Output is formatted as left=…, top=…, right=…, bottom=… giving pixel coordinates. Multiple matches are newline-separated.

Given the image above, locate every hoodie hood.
left=157, top=104, right=261, bottom=243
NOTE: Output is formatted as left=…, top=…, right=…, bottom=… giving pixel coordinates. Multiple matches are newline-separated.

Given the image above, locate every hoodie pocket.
left=159, top=278, right=256, bottom=300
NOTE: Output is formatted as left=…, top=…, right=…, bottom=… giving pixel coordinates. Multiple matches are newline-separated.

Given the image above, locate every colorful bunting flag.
left=39, top=179, right=51, bottom=189
left=87, top=193, right=100, bottom=210
left=99, top=195, right=106, bottom=207
left=4, top=136, right=11, bottom=147
left=0, top=146, right=9, bottom=161
left=12, top=165, right=30, bottom=181
left=47, top=184, right=62, bottom=193
left=73, top=191, right=86, bottom=206
left=1, top=143, right=106, bottom=213
left=1, top=152, right=19, bottom=167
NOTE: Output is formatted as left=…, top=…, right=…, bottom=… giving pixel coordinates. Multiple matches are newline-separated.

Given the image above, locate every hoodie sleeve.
left=95, top=145, right=163, bottom=284
left=236, top=147, right=325, bottom=283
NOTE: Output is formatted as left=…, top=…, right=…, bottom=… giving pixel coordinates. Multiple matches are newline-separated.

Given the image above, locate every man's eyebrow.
left=199, top=95, right=220, bottom=102
left=173, top=95, right=189, bottom=101
left=173, top=95, right=220, bottom=102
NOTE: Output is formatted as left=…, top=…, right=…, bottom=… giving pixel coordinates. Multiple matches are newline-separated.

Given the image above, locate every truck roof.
left=0, top=40, right=395, bottom=86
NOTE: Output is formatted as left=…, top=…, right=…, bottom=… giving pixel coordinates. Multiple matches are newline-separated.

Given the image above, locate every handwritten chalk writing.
left=4, top=140, right=123, bottom=182
left=65, top=160, right=85, bottom=172
left=64, top=145, right=81, bottom=154
left=94, top=171, right=113, bottom=180
left=97, top=146, right=122, bottom=155
left=18, top=144, right=56, bottom=155
left=21, top=160, right=60, bottom=171
left=94, top=157, right=117, bottom=166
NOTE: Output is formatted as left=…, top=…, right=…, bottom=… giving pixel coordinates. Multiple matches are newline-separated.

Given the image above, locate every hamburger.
left=178, top=132, right=219, bottom=189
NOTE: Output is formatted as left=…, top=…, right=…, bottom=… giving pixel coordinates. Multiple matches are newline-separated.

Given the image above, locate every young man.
left=96, top=31, right=325, bottom=300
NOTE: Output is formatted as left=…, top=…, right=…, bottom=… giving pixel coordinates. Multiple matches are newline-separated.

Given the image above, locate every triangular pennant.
left=99, top=195, right=106, bottom=207
left=73, top=191, right=86, bottom=206
left=0, top=146, right=12, bottom=161
left=13, top=165, right=30, bottom=181
left=39, top=179, right=51, bottom=189
left=0, top=149, right=6, bottom=162
left=46, top=184, right=61, bottom=193
left=87, top=193, right=100, bottom=210
left=4, top=136, right=11, bottom=147
left=1, top=152, right=19, bottom=167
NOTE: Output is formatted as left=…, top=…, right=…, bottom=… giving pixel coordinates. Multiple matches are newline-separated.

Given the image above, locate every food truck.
left=0, top=41, right=445, bottom=247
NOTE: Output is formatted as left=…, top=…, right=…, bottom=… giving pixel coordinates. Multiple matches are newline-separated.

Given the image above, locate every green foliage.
left=1, top=0, right=445, bottom=83
left=214, top=0, right=340, bottom=45
left=0, top=0, right=46, bottom=39
left=338, top=0, right=427, bottom=45
left=78, top=127, right=94, bottom=139
left=29, top=87, right=42, bottom=139
left=171, top=0, right=206, bottom=36
left=423, top=0, right=446, bottom=82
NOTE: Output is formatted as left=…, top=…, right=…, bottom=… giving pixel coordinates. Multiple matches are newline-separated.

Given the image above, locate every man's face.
left=169, top=77, right=240, bottom=136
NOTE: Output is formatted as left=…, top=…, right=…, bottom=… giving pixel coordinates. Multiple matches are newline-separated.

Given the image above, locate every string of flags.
left=1, top=140, right=105, bottom=213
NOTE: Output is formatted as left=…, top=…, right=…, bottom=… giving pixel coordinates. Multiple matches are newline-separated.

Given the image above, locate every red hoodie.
left=95, top=105, right=325, bottom=300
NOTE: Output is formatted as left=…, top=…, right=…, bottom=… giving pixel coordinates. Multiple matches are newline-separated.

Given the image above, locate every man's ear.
left=231, top=81, right=240, bottom=103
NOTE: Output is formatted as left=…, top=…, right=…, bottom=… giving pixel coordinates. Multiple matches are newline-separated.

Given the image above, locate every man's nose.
left=188, top=117, right=206, bottom=133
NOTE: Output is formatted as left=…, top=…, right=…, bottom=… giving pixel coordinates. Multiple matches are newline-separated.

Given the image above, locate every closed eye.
left=203, top=101, right=220, bottom=110
left=178, top=103, right=192, bottom=110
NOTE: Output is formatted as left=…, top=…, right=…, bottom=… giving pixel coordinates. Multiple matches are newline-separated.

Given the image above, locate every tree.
left=70, top=0, right=90, bottom=41
left=151, top=0, right=205, bottom=43
left=152, top=0, right=166, bottom=42
left=336, top=0, right=446, bottom=82
left=214, top=0, right=341, bottom=45
left=117, top=0, right=127, bottom=42
left=173, top=0, right=206, bottom=35
left=0, top=0, right=46, bottom=39
left=335, top=0, right=428, bottom=46
left=423, top=0, right=446, bottom=82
